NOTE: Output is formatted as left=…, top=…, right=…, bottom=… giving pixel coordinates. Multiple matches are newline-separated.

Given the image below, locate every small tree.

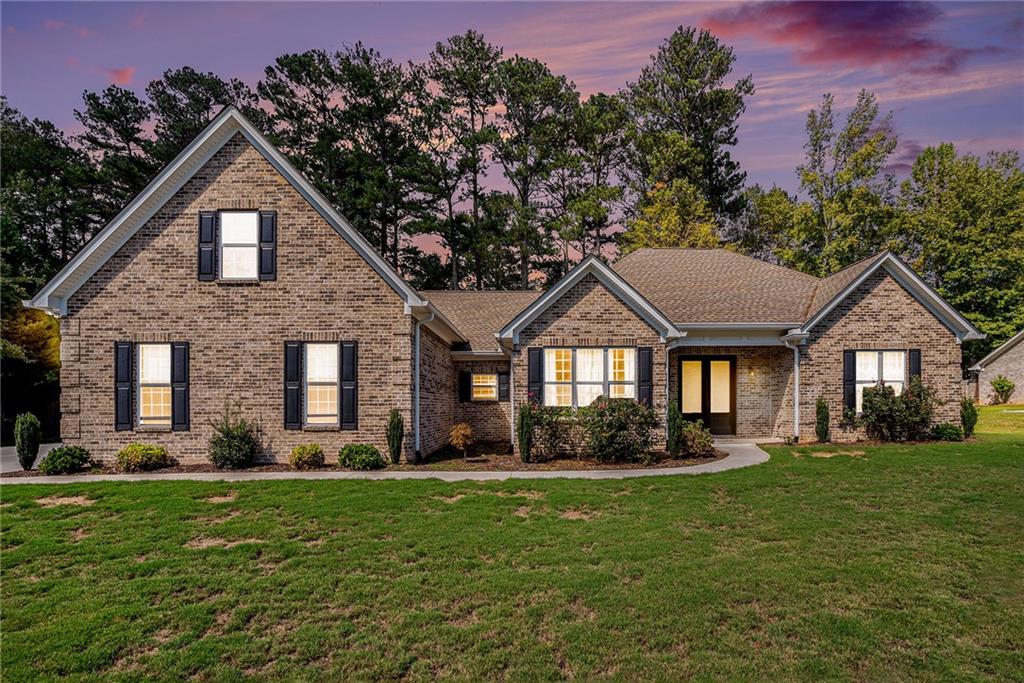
left=208, top=403, right=261, bottom=469
left=960, top=397, right=978, bottom=438
left=14, top=413, right=42, bottom=470
left=386, top=408, right=404, bottom=464
left=815, top=397, right=830, bottom=443
left=990, top=375, right=1016, bottom=404
left=667, top=401, right=684, bottom=457
left=449, top=423, right=473, bottom=458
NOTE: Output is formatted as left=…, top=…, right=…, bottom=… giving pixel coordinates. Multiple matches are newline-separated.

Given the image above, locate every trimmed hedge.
left=38, top=445, right=91, bottom=475
left=338, top=444, right=386, bottom=471
left=289, top=444, right=325, bottom=470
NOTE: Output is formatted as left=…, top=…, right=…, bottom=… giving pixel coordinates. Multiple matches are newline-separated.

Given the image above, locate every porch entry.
left=679, top=356, right=736, bottom=435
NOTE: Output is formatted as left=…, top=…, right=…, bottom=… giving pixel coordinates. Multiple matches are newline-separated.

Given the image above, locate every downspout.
left=413, top=311, right=435, bottom=462
left=783, top=339, right=801, bottom=442
left=509, top=348, right=516, bottom=444
left=664, top=347, right=670, bottom=444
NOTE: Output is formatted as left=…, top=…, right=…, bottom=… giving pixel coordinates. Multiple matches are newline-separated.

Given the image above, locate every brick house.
left=969, top=330, right=1023, bottom=404
left=27, top=108, right=984, bottom=463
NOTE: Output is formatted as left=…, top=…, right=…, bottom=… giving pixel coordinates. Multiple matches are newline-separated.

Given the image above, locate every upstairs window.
left=219, top=211, right=260, bottom=280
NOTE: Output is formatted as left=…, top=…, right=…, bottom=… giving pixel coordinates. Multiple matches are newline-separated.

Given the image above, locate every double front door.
left=679, top=356, right=736, bottom=435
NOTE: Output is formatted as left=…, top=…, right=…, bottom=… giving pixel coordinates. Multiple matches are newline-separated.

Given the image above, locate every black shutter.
left=527, top=348, right=543, bottom=405
left=171, top=342, right=190, bottom=431
left=340, top=341, right=358, bottom=430
left=458, top=371, right=472, bottom=402
left=908, top=349, right=921, bottom=380
left=114, top=342, right=133, bottom=431
left=498, top=372, right=510, bottom=402
left=843, top=350, right=856, bottom=410
left=258, top=211, right=277, bottom=281
left=284, top=342, right=302, bottom=429
left=637, top=347, right=653, bottom=407
left=198, top=211, right=216, bottom=281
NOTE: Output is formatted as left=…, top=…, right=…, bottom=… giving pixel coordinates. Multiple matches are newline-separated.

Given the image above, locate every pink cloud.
left=43, top=18, right=94, bottom=38
left=703, top=1, right=1001, bottom=75
left=104, top=66, right=136, bottom=86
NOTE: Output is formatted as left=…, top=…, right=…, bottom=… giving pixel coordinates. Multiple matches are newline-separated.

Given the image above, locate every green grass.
left=2, top=407, right=1022, bottom=681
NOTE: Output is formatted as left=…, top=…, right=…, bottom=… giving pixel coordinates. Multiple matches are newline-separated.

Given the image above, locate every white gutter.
left=413, top=311, right=435, bottom=461
left=781, top=332, right=808, bottom=442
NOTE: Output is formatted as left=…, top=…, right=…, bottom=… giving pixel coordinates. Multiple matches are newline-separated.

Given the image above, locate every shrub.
left=930, top=422, right=964, bottom=441
left=386, top=408, right=404, bottom=464
left=208, top=404, right=261, bottom=469
left=678, top=419, right=715, bottom=458
left=815, top=398, right=830, bottom=442
left=990, top=375, right=1016, bottom=404
left=533, top=406, right=580, bottom=461
left=449, top=422, right=473, bottom=457
left=289, top=444, right=325, bottom=470
left=861, top=376, right=939, bottom=442
left=839, top=407, right=860, bottom=430
left=667, top=401, right=684, bottom=457
left=14, top=412, right=42, bottom=470
left=38, top=445, right=91, bottom=475
left=338, top=444, right=386, bottom=471
left=116, top=443, right=172, bottom=472
left=580, top=396, right=659, bottom=464
left=960, top=397, right=978, bottom=438
left=516, top=403, right=535, bottom=463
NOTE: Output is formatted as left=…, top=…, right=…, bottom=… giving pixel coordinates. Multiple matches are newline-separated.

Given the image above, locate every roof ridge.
left=819, top=251, right=888, bottom=282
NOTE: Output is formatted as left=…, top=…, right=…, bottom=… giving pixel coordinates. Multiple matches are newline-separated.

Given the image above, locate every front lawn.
left=2, top=407, right=1022, bottom=680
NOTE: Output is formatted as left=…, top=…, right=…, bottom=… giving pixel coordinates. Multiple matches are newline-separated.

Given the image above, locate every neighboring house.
left=969, top=330, right=1023, bottom=404
left=27, top=108, right=985, bottom=463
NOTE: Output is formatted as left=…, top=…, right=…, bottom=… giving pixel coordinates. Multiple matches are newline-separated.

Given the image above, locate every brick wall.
left=62, top=133, right=418, bottom=464
left=453, top=360, right=513, bottom=443
left=417, top=326, right=455, bottom=455
left=511, top=273, right=667, bottom=451
left=977, top=340, right=1023, bottom=405
left=797, top=269, right=963, bottom=441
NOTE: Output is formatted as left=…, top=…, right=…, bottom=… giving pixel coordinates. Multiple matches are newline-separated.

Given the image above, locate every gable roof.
left=969, top=329, right=1024, bottom=371
left=424, top=290, right=541, bottom=353
left=27, top=106, right=465, bottom=342
left=801, top=251, right=984, bottom=341
left=612, top=249, right=817, bottom=324
left=805, top=252, right=888, bottom=317
left=497, top=255, right=681, bottom=344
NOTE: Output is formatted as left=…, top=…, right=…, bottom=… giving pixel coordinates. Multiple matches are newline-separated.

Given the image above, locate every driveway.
left=0, top=443, right=61, bottom=474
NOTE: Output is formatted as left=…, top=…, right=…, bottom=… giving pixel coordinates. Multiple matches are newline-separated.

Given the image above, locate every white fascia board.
left=27, top=106, right=427, bottom=315
left=801, top=252, right=984, bottom=342
left=451, top=350, right=509, bottom=361
left=497, top=256, right=679, bottom=344
left=677, top=322, right=804, bottom=330
left=408, top=303, right=467, bottom=344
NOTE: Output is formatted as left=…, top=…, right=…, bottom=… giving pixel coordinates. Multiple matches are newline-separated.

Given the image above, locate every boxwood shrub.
left=38, top=445, right=92, bottom=475
left=289, top=444, right=325, bottom=470
left=116, top=443, right=173, bottom=472
left=338, top=444, right=386, bottom=471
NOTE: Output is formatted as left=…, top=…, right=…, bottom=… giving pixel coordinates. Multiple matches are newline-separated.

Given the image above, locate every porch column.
left=792, top=345, right=800, bottom=441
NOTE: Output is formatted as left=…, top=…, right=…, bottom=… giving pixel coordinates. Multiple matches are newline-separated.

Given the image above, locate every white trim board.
left=801, top=252, right=984, bottom=342
left=970, top=328, right=1024, bottom=371
left=27, top=106, right=466, bottom=343
left=496, top=255, right=681, bottom=345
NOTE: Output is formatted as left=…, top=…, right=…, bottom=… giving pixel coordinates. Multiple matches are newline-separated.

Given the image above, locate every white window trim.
left=855, top=349, right=907, bottom=413
left=544, top=347, right=638, bottom=409
left=137, top=342, right=172, bottom=428
left=303, top=342, right=340, bottom=427
left=218, top=210, right=260, bottom=281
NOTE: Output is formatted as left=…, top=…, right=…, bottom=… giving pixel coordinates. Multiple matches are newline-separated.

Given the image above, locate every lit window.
left=305, top=343, right=338, bottom=425
left=855, top=350, right=906, bottom=412
left=138, top=343, right=171, bottom=426
left=472, top=374, right=498, bottom=401
left=543, top=348, right=638, bottom=408
left=220, top=211, right=259, bottom=280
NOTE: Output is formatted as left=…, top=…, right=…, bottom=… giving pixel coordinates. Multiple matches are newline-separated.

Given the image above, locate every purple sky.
left=3, top=1, right=1022, bottom=193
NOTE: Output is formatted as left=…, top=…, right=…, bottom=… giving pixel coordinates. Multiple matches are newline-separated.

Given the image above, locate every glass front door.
left=679, top=356, right=736, bottom=435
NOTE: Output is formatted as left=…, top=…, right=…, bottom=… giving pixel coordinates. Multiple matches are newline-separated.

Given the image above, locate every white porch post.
left=792, top=344, right=801, bottom=441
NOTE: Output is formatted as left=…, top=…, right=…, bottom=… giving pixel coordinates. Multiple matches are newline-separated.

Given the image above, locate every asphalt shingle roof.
left=423, top=290, right=541, bottom=352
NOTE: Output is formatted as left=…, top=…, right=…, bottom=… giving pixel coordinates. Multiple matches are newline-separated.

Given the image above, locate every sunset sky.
left=3, top=1, right=1022, bottom=193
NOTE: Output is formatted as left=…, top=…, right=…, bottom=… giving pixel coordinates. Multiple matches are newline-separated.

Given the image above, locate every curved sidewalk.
left=0, top=442, right=769, bottom=485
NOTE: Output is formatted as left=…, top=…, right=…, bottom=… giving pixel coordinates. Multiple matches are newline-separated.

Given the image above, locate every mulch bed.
left=2, top=445, right=726, bottom=477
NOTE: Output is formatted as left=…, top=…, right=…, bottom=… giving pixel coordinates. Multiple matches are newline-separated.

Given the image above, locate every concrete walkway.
left=0, top=441, right=770, bottom=485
